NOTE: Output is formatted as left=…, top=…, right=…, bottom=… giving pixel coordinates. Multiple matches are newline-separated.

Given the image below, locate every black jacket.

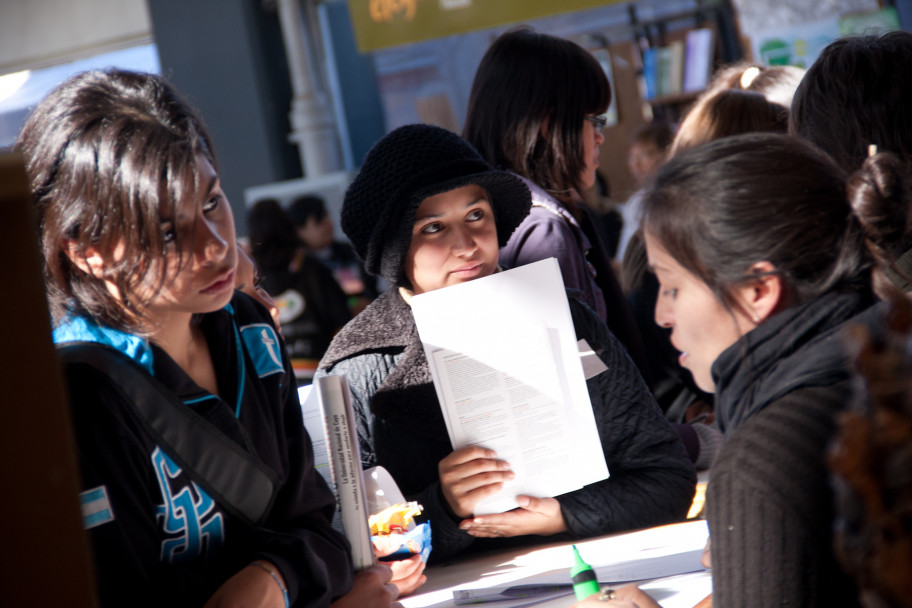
left=707, top=289, right=878, bottom=608
left=59, top=293, right=353, bottom=607
left=317, top=288, right=696, bottom=562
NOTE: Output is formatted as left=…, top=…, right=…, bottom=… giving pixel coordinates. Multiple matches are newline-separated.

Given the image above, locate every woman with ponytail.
left=575, top=132, right=877, bottom=608
left=847, top=152, right=912, bottom=297
left=826, top=150, right=912, bottom=608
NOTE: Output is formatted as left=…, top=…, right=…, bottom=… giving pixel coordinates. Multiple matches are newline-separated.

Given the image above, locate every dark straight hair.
left=247, top=198, right=299, bottom=275
left=17, top=69, right=218, bottom=334
left=463, top=27, right=611, bottom=207
left=790, top=31, right=912, bottom=174
left=848, top=151, right=912, bottom=295
left=287, top=194, right=328, bottom=227
left=642, top=133, right=871, bottom=311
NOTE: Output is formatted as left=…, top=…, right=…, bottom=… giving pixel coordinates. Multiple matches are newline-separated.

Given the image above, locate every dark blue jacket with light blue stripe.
left=57, top=292, right=352, bottom=607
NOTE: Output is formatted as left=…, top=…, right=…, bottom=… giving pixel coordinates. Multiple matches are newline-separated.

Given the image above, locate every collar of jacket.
left=53, top=315, right=155, bottom=373
left=512, top=173, right=577, bottom=223
left=712, top=288, right=878, bottom=435
left=319, top=289, right=416, bottom=368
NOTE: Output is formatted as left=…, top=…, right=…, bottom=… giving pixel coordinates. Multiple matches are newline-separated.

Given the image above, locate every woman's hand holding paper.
left=439, top=446, right=514, bottom=518
left=459, top=495, right=567, bottom=537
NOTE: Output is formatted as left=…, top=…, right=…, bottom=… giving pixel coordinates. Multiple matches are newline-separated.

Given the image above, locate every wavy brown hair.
left=832, top=294, right=912, bottom=608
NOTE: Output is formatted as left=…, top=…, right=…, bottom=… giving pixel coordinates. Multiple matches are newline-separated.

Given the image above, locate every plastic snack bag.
left=364, top=467, right=432, bottom=562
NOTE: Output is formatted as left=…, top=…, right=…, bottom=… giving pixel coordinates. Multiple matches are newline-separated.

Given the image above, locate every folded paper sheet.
left=411, top=258, right=609, bottom=514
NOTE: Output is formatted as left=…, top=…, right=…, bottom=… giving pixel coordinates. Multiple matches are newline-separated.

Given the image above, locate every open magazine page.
left=410, top=258, right=608, bottom=515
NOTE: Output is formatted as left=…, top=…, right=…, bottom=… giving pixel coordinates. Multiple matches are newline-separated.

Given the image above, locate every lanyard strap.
left=58, top=342, right=279, bottom=527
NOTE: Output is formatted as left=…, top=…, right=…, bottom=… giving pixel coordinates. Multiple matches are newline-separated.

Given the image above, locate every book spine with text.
left=314, top=375, right=374, bottom=571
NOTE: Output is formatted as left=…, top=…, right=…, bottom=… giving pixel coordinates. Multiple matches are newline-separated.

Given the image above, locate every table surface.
left=400, top=520, right=712, bottom=608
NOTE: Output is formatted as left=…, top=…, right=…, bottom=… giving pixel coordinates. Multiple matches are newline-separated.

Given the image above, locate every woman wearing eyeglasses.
left=463, top=28, right=648, bottom=376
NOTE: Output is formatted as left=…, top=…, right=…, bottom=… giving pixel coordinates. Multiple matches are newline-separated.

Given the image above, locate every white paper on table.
left=399, top=520, right=710, bottom=608
left=410, top=258, right=608, bottom=515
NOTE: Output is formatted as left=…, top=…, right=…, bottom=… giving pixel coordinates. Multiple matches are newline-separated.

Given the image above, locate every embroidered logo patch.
left=152, top=447, right=224, bottom=563
left=80, top=485, right=114, bottom=529
left=241, top=323, right=285, bottom=377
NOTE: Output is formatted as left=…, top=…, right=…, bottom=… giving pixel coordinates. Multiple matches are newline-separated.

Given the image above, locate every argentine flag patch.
left=80, top=485, right=114, bottom=529
left=240, top=323, right=285, bottom=378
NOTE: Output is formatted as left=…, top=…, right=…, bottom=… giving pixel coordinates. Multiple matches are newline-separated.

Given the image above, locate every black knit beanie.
left=341, top=124, right=532, bottom=287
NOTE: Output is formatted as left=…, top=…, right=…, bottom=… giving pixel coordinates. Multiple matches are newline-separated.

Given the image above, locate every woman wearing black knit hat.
left=316, top=124, right=696, bottom=564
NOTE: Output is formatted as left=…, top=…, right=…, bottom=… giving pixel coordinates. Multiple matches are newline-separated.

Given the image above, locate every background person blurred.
left=287, top=194, right=381, bottom=315
left=666, top=88, right=788, bottom=157
left=621, top=70, right=795, bottom=429
left=463, top=26, right=650, bottom=383
left=247, top=198, right=351, bottom=379
left=706, top=61, right=806, bottom=110
left=616, top=121, right=674, bottom=262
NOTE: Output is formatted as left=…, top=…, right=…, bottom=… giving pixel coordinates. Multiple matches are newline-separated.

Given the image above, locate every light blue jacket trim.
left=53, top=316, right=154, bottom=374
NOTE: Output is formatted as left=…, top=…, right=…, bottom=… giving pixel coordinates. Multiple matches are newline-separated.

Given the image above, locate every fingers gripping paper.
left=410, top=258, right=609, bottom=515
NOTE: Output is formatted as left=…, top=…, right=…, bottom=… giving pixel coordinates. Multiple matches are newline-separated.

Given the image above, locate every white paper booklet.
left=300, top=377, right=374, bottom=571
left=410, top=258, right=609, bottom=515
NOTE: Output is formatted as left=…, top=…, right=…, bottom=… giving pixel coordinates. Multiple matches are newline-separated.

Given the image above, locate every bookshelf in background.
left=585, top=1, right=743, bottom=203
left=642, top=28, right=714, bottom=107
left=629, top=1, right=742, bottom=124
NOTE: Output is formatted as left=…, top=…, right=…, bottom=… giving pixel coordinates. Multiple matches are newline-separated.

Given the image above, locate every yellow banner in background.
left=348, top=0, right=623, bottom=52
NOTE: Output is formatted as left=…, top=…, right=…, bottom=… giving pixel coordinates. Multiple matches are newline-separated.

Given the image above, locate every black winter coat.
left=316, top=288, right=696, bottom=562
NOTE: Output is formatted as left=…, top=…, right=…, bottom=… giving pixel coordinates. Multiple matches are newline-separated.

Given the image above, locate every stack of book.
left=642, top=28, right=715, bottom=101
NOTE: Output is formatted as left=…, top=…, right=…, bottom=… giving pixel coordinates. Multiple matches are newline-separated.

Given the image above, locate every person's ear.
left=64, top=240, right=106, bottom=278
left=735, top=261, right=784, bottom=325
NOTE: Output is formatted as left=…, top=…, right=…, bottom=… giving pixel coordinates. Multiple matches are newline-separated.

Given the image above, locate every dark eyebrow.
left=204, top=175, right=220, bottom=197
left=414, top=196, right=488, bottom=223
left=159, top=174, right=221, bottom=225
